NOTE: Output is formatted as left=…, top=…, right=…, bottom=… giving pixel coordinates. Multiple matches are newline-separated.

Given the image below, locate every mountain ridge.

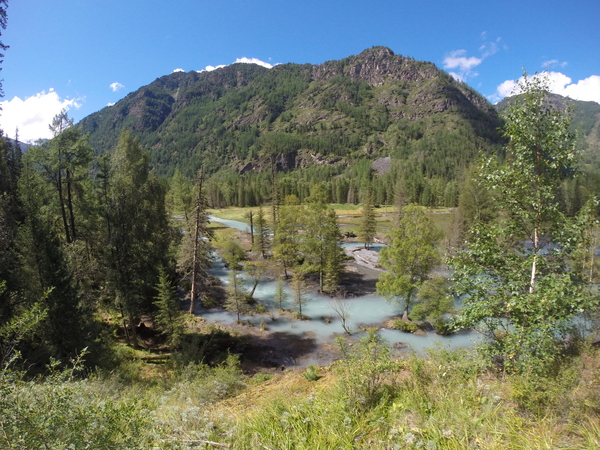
left=79, top=46, right=504, bottom=181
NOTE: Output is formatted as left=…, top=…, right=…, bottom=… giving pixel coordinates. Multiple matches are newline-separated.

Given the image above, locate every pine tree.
left=253, top=206, right=269, bottom=258
left=179, top=169, right=213, bottom=314
left=17, top=155, right=86, bottom=357
left=224, top=267, right=249, bottom=322
left=358, top=181, right=376, bottom=249
left=274, top=275, right=287, bottom=310
left=273, top=195, right=302, bottom=278
left=33, top=110, right=93, bottom=243
left=103, top=131, right=172, bottom=346
left=303, top=185, right=344, bottom=293
left=290, top=269, right=308, bottom=318
left=153, top=268, right=184, bottom=347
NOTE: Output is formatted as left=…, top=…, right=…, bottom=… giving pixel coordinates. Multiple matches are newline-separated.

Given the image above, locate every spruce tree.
left=358, top=181, right=376, bottom=249
left=104, top=131, right=172, bottom=345
left=153, top=268, right=184, bottom=347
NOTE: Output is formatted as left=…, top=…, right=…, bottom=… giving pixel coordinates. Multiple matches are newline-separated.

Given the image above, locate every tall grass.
left=2, top=342, right=600, bottom=448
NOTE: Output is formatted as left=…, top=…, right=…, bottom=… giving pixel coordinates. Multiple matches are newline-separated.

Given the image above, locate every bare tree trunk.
left=530, top=147, right=542, bottom=294
left=529, top=228, right=539, bottom=294
left=402, top=289, right=413, bottom=322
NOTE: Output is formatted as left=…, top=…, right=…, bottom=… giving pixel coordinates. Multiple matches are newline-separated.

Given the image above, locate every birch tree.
left=377, top=204, right=441, bottom=321
left=451, top=72, right=599, bottom=374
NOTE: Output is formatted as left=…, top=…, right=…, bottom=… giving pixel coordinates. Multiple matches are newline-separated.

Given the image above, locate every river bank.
left=197, top=217, right=478, bottom=371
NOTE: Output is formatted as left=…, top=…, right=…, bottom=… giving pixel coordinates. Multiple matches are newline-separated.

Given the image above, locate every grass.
left=207, top=204, right=456, bottom=243
left=215, top=345, right=600, bottom=449
left=3, top=342, right=600, bottom=448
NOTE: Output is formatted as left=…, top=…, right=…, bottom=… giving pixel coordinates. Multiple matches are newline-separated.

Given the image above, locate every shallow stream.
left=198, top=216, right=479, bottom=354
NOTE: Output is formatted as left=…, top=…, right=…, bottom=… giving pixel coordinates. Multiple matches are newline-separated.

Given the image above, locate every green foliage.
left=302, top=185, right=345, bottom=293
left=17, top=156, right=87, bottom=356
left=393, top=319, right=420, bottom=333
left=451, top=72, right=599, bottom=375
left=290, top=269, right=308, bottom=317
left=303, top=365, right=321, bottom=381
left=244, top=259, right=266, bottom=297
left=153, top=268, right=184, bottom=348
left=224, top=258, right=250, bottom=321
left=252, top=205, right=269, bottom=257
left=29, top=110, right=94, bottom=244
left=377, top=204, right=442, bottom=320
left=410, top=276, right=454, bottom=325
left=336, top=331, right=397, bottom=412
left=177, top=170, right=213, bottom=313
left=272, top=198, right=302, bottom=277
left=103, top=131, right=173, bottom=345
left=0, top=285, right=47, bottom=370
left=0, top=351, right=154, bottom=449
left=274, top=276, right=287, bottom=309
left=220, top=238, right=245, bottom=268
left=166, top=168, right=193, bottom=219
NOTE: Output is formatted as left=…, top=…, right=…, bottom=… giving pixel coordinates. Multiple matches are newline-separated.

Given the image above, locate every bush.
left=433, top=318, right=453, bottom=335
left=336, top=331, right=399, bottom=411
left=303, top=365, right=321, bottom=381
left=393, top=319, right=420, bottom=333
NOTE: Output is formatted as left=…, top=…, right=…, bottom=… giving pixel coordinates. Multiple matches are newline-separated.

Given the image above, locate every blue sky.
left=2, top=0, right=599, bottom=142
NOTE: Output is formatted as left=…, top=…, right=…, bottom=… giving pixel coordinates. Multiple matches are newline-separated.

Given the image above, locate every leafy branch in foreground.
left=451, top=71, right=599, bottom=375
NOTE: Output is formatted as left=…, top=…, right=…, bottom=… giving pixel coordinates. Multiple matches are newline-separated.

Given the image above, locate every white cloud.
left=172, top=68, right=185, bottom=73
left=107, top=102, right=115, bottom=107
left=444, top=35, right=502, bottom=82
left=479, top=37, right=501, bottom=59
left=443, top=50, right=482, bottom=71
left=198, top=64, right=226, bottom=73
left=495, top=79, right=518, bottom=99
left=110, top=82, right=124, bottom=92
left=491, top=72, right=600, bottom=104
left=233, top=57, right=273, bottom=69
left=558, top=74, right=600, bottom=103
left=0, top=89, right=82, bottom=143
left=542, top=59, right=568, bottom=69
left=443, top=50, right=482, bottom=82
left=197, top=57, right=275, bottom=73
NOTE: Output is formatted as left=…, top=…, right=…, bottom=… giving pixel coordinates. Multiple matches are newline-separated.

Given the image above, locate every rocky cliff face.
left=313, top=47, right=439, bottom=86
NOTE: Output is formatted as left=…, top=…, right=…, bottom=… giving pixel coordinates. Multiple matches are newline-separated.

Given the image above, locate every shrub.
left=336, top=331, right=399, bottom=411
left=303, top=365, right=321, bottom=381
left=393, top=319, right=420, bottom=333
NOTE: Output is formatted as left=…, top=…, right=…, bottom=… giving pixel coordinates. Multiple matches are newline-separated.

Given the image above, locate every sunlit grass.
left=4, top=345, right=600, bottom=448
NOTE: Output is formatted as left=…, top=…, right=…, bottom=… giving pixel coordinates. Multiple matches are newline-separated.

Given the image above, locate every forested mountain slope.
left=78, top=47, right=600, bottom=207
left=79, top=47, right=505, bottom=205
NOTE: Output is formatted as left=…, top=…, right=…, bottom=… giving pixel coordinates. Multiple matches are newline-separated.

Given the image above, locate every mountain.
left=79, top=47, right=504, bottom=186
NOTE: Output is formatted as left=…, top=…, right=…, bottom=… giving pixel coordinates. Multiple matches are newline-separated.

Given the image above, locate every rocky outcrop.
left=313, top=47, right=439, bottom=87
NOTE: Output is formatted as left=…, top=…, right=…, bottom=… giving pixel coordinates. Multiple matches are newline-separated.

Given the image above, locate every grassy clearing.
left=208, top=205, right=456, bottom=242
